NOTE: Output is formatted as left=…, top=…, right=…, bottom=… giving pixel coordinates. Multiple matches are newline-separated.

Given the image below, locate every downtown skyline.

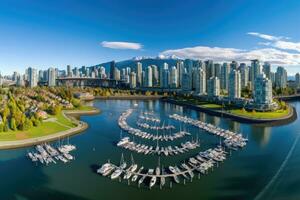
left=1, top=0, right=300, bottom=75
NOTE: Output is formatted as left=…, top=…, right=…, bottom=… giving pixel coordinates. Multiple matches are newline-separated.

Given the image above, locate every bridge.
left=56, top=77, right=126, bottom=88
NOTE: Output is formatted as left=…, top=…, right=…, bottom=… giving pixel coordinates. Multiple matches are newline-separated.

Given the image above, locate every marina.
left=98, top=146, right=228, bottom=189
left=27, top=143, right=76, bottom=165
left=99, top=104, right=248, bottom=189
left=117, top=137, right=200, bottom=156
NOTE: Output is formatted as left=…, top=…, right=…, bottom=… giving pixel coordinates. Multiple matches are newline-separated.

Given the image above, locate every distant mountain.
left=91, top=57, right=180, bottom=71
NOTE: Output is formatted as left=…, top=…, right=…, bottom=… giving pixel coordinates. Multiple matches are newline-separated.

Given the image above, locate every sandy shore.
left=0, top=108, right=100, bottom=150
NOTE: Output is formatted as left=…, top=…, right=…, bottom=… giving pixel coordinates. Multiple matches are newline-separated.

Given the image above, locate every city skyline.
left=1, top=0, right=300, bottom=75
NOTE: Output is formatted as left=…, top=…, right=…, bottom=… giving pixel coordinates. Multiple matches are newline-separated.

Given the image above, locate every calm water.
left=1, top=99, right=300, bottom=200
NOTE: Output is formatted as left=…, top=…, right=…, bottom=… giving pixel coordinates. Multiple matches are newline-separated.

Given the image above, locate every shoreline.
left=162, top=98, right=297, bottom=125
left=94, top=95, right=163, bottom=100
left=0, top=108, right=100, bottom=150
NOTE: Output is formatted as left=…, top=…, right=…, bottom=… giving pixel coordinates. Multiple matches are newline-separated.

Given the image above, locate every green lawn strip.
left=230, top=108, right=290, bottom=119
left=0, top=112, right=76, bottom=141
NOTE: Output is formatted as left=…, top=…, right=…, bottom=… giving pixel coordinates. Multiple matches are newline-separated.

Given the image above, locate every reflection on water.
left=251, top=126, right=271, bottom=147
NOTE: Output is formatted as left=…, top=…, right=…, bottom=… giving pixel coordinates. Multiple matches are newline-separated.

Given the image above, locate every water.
left=1, top=99, right=300, bottom=200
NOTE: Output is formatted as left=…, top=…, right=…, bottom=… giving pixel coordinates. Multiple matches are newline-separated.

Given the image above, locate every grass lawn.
left=199, top=103, right=223, bottom=109
left=0, top=112, right=76, bottom=141
left=77, top=105, right=96, bottom=111
left=230, top=108, right=290, bottom=119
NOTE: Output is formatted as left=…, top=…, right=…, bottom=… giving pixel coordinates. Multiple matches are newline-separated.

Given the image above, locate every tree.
left=23, top=118, right=33, bottom=130
left=10, top=117, right=17, bottom=131
left=0, top=123, right=3, bottom=132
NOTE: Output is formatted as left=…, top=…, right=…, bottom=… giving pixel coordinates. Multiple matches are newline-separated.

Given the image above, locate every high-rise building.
left=214, top=63, right=221, bottom=80
left=114, top=68, right=120, bottom=81
left=228, top=69, right=241, bottom=99
left=296, top=73, right=300, bottom=88
left=16, top=75, right=25, bottom=87
left=275, top=66, right=287, bottom=88
left=230, top=61, right=238, bottom=70
left=195, top=67, right=206, bottom=95
left=263, top=62, right=271, bottom=79
left=99, top=66, right=106, bottom=78
left=170, top=66, right=178, bottom=88
left=182, top=69, right=192, bottom=91
left=239, top=63, right=249, bottom=89
left=250, top=59, right=262, bottom=89
left=129, top=72, right=136, bottom=89
left=220, top=63, right=230, bottom=90
left=27, top=67, right=37, bottom=88
left=254, top=74, right=273, bottom=106
left=110, top=61, right=116, bottom=79
left=136, top=62, right=142, bottom=87
left=160, top=62, right=168, bottom=88
left=176, top=61, right=184, bottom=87
left=151, top=65, right=159, bottom=86
left=205, top=60, right=214, bottom=79
left=48, top=67, right=56, bottom=87
left=207, top=77, right=220, bottom=97
left=146, top=66, right=153, bottom=87
left=0, top=73, right=3, bottom=86
left=162, top=68, right=169, bottom=88
left=67, top=65, right=72, bottom=77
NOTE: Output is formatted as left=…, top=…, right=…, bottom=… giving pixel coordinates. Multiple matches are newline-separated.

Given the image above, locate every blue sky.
left=1, top=0, right=300, bottom=75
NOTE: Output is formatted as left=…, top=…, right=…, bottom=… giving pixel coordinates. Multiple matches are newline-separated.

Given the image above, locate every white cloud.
left=160, top=46, right=300, bottom=65
left=248, top=32, right=300, bottom=52
left=101, top=41, right=142, bottom=50
left=247, top=32, right=288, bottom=41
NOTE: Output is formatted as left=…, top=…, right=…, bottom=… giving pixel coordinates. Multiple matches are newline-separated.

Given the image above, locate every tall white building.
left=254, top=74, right=273, bottom=107
left=99, top=66, right=106, bottom=78
left=27, top=67, right=37, bottom=88
left=275, top=66, right=287, bottom=88
left=136, top=62, right=142, bottom=87
left=195, top=67, right=206, bottom=95
left=114, top=68, right=121, bottom=81
left=220, top=63, right=230, bottom=90
left=129, top=72, right=136, bottom=89
left=146, top=66, right=153, bottom=87
left=228, top=69, right=241, bottom=99
left=170, top=66, right=178, bottom=88
left=48, top=67, right=56, bottom=87
left=207, top=77, right=220, bottom=97
left=250, top=59, right=262, bottom=89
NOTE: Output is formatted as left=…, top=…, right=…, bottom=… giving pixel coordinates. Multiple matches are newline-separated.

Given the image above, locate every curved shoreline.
left=0, top=108, right=100, bottom=150
left=163, top=98, right=297, bottom=125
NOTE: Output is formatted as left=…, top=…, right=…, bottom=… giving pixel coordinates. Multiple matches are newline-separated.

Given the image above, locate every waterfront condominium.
left=146, top=65, right=153, bottom=87
left=195, top=67, right=206, bottom=95
left=254, top=74, right=273, bottom=107
left=250, top=59, right=262, bottom=89
left=129, top=72, right=136, bottom=89
left=207, top=76, right=220, bottom=97
left=48, top=67, right=56, bottom=87
left=220, top=62, right=230, bottom=91
left=228, top=69, right=241, bottom=100
left=275, top=66, right=287, bottom=88
left=136, top=62, right=142, bottom=87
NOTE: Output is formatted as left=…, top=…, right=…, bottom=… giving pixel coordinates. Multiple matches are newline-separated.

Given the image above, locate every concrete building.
left=67, top=65, right=72, bottom=77
left=160, top=62, right=168, bottom=88
left=136, top=62, right=142, bottom=87
left=263, top=62, right=271, bottom=79
left=176, top=60, right=184, bottom=87
left=275, top=66, right=287, bottom=88
left=114, top=68, right=120, bottom=81
left=170, top=66, right=178, bottom=88
left=151, top=65, right=159, bottom=86
left=239, top=63, right=249, bottom=89
left=207, top=77, right=220, bottom=97
left=254, top=74, right=273, bottom=108
left=48, top=67, right=56, bottom=87
left=296, top=73, right=300, bottom=88
left=220, top=62, right=230, bottom=90
left=182, top=69, right=192, bottom=91
left=228, top=69, right=241, bottom=99
left=250, top=59, right=262, bottom=89
left=27, top=67, right=37, bottom=88
left=195, top=67, right=206, bottom=95
left=146, top=66, right=153, bottom=87
left=110, top=61, right=116, bottom=79
left=129, top=72, right=136, bottom=88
